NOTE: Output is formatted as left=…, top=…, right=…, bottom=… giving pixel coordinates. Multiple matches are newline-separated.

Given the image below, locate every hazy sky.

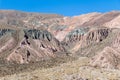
left=0, top=0, right=120, bottom=16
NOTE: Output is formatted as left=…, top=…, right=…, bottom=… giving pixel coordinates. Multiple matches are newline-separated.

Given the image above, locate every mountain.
left=46, top=11, right=120, bottom=42
left=1, top=10, right=120, bottom=79
left=1, top=10, right=120, bottom=41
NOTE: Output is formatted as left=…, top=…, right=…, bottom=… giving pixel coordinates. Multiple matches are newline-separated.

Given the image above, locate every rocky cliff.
left=0, top=28, right=66, bottom=64
left=62, top=27, right=111, bottom=57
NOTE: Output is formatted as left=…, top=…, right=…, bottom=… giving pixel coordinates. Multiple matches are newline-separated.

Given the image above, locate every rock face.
left=62, top=27, right=88, bottom=50
left=0, top=29, right=17, bottom=57
left=62, top=27, right=110, bottom=55
left=0, top=28, right=66, bottom=64
left=90, top=32, right=120, bottom=69
left=82, top=28, right=110, bottom=47
left=0, top=29, right=14, bottom=37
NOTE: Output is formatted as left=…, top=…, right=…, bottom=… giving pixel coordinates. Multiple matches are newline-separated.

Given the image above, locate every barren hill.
left=1, top=10, right=120, bottom=79
left=0, top=27, right=66, bottom=64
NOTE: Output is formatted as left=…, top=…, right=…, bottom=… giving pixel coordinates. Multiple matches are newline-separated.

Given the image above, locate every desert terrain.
left=0, top=10, right=120, bottom=80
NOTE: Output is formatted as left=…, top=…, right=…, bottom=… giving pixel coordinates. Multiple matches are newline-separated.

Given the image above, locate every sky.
left=0, top=0, right=120, bottom=16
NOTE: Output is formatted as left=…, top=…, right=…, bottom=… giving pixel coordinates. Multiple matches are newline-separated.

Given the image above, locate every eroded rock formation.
left=62, top=27, right=111, bottom=56
left=0, top=29, right=66, bottom=64
left=90, top=32, right=120, bottom=69
left=1, top=10, right=120, bottom=69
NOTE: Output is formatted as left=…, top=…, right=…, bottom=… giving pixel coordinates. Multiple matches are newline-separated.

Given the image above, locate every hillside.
left=1, top=10, right=120, bottom=80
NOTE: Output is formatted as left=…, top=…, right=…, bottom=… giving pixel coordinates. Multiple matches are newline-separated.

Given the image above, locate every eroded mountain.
left=1, top=10, right=120, bottom=69
left=0, top=27, right=66, bottom=64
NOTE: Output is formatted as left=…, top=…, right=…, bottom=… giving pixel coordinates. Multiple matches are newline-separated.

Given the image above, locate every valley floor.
left=0, top=57, right=120, bottom=80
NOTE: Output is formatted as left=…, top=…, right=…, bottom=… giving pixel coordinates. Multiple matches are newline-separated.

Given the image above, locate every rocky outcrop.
left=62, top=27, right=89, bottom=50
left=90, top=32, right=120, bottom=69
left=0, top=29, right=66, bottom=64
left=0, top=29, right=17, bottom=58
left=65, top=28, right=110, bottom=45
left=62, top=27, right=111, bottom=55
left=0, top=29, right=14, bottom=37
left=83, top=28, right=110, bottom=46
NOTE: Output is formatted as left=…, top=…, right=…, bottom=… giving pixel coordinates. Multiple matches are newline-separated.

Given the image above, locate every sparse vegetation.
left=0, top=56, right=77, bottom=77
left=1, top=57, right=120, bottom=80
